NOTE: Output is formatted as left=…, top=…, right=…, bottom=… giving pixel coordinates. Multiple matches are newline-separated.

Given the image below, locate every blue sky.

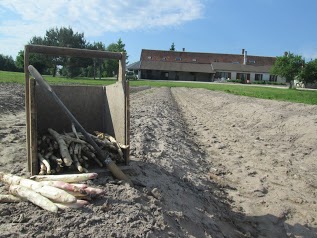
left=0, top=0, right=316, bottom=64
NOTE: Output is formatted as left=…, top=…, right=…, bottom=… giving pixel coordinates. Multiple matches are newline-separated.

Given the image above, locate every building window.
left=192, top=58, right=197, bottom=62
left=249, top=60, right=256, bottom=64
left=147, top=56, right=152, bottom=59
left=161, top=72, right=169, bottom=80
left=236, top=73, right=246, bottom=80
left=216, top=72, right=231, bottom=79
left=237, top=73, right=251, bottom=82
left=269, top=75, right=277, bottom=82
left=175, top=57, right=181, bottom=61
left=162, top=57, right=166, bottom=61
left=255, top=74, right=263, bottom=81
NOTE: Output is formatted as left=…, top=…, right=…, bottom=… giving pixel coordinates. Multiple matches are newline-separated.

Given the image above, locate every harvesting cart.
left=24, top=45, right=130, bottom=178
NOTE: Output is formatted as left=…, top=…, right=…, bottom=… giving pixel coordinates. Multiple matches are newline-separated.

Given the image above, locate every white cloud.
left=0, top=0, right=204, bottom=57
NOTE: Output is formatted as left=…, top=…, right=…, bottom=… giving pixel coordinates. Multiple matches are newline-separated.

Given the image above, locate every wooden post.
left=24, top=46, right=31, bottom=172
left=118, top=53, right=126, bottom=82
left=29, top=78, right=38, bottom=175
left=125, top=77, right=130, bottom=165
left=118, top=53, right=130, bottom=164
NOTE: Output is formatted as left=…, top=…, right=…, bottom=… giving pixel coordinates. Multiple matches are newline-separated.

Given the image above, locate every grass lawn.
left=0, top=70, right=117, bottom=85
left=130, top=80, right=317, bottom=105
left=1, top=70, right=317, bottom=105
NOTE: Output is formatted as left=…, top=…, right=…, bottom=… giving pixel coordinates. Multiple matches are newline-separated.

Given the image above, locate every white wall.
left=231, top=72, right=236, bottom=80
left=138, top=70, right=141, bottom=79
left=250, top=73, right=255, bottom=81
left=262, top=73, right=270, bottom=81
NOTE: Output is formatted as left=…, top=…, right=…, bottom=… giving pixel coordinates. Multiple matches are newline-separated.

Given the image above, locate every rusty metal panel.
left=36, top=85, right=105, bottom=134
left=103, top=81, right=126, bottom=144
left=28, top=83, right=129, bottom=174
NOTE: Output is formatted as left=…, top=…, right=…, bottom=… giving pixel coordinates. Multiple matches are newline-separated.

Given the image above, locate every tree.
left=18, top=27, right=88, bottom=77
left=44, top=27, right=87, bottom=77
left=0, top=54, right=17, bottom=71
left=86, top=41, right=106, bottom=79
left=104, top=38, right=128, bottom=77
left=28, top=36, right=51, bottom=74
left=15, top=50, right=24, bottom=72
left=271, top=52, right=303, bottom=88
left=300, top=59, right=317, bottom=84
left=14, top=27, right=129, bottom=79
left=170, top=42, right=175, bottom=51
left=15, top=49, right=49, bottom=74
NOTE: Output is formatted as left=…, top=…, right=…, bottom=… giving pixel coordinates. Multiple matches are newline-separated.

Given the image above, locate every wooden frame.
left=24, top=45, right=129, bottom=175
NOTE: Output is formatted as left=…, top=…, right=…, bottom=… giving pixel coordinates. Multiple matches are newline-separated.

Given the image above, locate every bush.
left=252, top=81, right=266, bottom=84
left=227, top=79, right=242, bottom=83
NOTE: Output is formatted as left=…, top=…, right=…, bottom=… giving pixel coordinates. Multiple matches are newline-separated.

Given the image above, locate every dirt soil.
left=0, top=83, right=317, bottom=237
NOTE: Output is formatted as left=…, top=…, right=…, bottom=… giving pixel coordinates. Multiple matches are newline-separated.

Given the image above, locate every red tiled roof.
left=141, top=49, right=276, bottom=66
left=211, top=62, right=272, bottom=73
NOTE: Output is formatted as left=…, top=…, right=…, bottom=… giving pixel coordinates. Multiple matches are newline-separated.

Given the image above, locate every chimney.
left=242, top=49, right=245, bottom=55
left=243, top=50, right=247, bottom=65
left=182, top=48, right=185, bottom=52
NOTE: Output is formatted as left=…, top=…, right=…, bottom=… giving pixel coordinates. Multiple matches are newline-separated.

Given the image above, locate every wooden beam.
left=25, top=45, right=122, bottom=60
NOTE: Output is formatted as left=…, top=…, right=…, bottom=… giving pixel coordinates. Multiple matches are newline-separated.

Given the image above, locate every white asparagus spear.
left=20, top=180, right=76, bottom=203
left=0, top=172, right=22, bottom=184
left=48, top=128, right=73, bottom=166
left=39, top=162, right=47, bottom=175
left=69, top=183, right=88, bottom=189
left=38, top=153, right=51, bottom=174
left=9, top=185, right=58, bottom=213
left=30, top=173, right=98, bottom=183
left=54, top=199, right=89, bottom=210
left=0, top=173, right=76, bottom=203
left=39, top=181, right=85, bottom=193
left=0, top=194, right=23, bottom=203
left=84, top=187, right=105, bottom=195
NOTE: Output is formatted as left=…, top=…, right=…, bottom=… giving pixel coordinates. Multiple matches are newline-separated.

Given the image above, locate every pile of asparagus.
left=0, top=172, right=104, bottom=212
left=37, top=128, right=128, bottom=175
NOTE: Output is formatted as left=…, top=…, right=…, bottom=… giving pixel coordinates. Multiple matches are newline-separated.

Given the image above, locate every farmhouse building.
left=130, top=49, right=284, bottom=83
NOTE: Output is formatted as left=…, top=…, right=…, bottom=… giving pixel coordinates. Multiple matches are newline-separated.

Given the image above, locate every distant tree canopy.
left=170, top=42, right=175, bottom=51
left=0, top=54, right=17, bottom=72
left=104, top=38, right=128, bottom=77
left=8, top=26, right=128, bottom=78
left=299, top=59, right=317, bottom=84
left=271, top=52, right=317, bottom=88
left=271, top=52, right=304, bottom=88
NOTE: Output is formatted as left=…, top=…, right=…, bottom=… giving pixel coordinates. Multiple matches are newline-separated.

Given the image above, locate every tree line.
left=0, top=55, right=17, bottom=72
left=0, top=27, right=128, bottom=78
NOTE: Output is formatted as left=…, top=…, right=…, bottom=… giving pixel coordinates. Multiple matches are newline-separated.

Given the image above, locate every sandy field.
left=0, top=83, right=317, bottom=237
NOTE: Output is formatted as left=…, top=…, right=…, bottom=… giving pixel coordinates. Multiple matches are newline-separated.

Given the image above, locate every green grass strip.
left=0, top=70, right=116, bottom=85
left=1, top=71, right=317, bottom=105
left=130, top=80, right=317, bottom=105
